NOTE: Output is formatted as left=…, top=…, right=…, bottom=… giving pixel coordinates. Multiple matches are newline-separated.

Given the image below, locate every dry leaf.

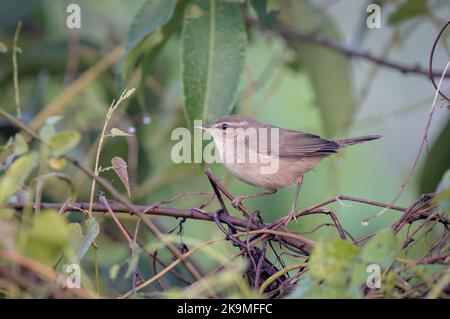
left=111, top=156, right=131, bottom=197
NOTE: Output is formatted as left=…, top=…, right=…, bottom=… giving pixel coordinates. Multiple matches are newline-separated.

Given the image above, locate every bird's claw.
left=283, top=210, right=299, bottom=226
left=231, top=196, right=244, bottom=209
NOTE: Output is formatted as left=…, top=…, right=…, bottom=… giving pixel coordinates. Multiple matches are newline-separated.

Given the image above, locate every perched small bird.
left=196, top=115, right=380, bottom=223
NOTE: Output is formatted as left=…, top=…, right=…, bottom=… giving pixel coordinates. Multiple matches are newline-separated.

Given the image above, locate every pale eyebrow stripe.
left=213, top=121, right=247, bottom=127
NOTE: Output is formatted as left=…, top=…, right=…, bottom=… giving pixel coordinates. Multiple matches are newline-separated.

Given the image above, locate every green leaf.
left=13, top=133, right=29, bottom=156
left=289, top=273, right=361, bottom=299
left=388, top=0, right=428, bottom=25
left=116, top=0, right=177, bottom=81
left=420, top=117, right=450, bottom=194
left=309, top=239, right=360, bottom=288
left=48, top=130, right=81, bottom=157
left=68, top=217, right=100, bottom=262
left=0, top=152, right=38, bottom=203
left=360, top=227, right=398, bottom=268
left=250, top=0, right=279, bottom=27
left=22, top=210, right=70, bottom=266
left=181, top=0, right=246, bottom=127
left=38, top=115, right=62, bottom=143
left=280, top=0, right=355, bottom=136
left=0, top=41, right=7, bottom=53
left=110, top=128, right=133, bottom=137
left=433, top=169, right=450, bottom=217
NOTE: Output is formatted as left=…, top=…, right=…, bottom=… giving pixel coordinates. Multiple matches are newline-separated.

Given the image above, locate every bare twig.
left=247, top=18, right=450, bottom=79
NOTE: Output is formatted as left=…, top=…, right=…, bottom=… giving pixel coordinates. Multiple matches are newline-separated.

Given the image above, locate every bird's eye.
left=221, top=123, right=230, bottom=131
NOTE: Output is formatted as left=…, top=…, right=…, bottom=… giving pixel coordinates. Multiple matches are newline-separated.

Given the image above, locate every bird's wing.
left=264, top=128, right=340, bottom=158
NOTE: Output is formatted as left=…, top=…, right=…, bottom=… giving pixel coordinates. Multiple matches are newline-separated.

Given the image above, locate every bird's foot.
left=232, top=196, right=245, bottom=209
left=283, top=210, right=299, bottom=226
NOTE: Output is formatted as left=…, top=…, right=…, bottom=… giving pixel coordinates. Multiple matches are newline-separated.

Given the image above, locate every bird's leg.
left=232, top=189, right=277, bottom=209
left=284, top=177, right=303, bottom=225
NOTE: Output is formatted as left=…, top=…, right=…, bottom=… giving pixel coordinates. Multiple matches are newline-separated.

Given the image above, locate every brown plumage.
left=197, top=115, right=381, bottom=223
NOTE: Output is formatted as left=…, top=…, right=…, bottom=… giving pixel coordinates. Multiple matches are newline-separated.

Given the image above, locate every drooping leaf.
left=388, top=0, right=428, bottom=25
left=111, top=156, right=131, bottom=197
left=280, top=0, right=355, bottom=137
left=116, top=0, right=177, bottom=81
left=360, top=227, right=398, bottom=268
left=22, top=210, right=70, bottom=266
left=309, top=239, right=360, bottom=288
left=68, top=217, right=100, bottom=262
left=0, top=152, right=38, bottom=203
left=13, top=133, right=28, bottom=156
left=181, top=0, right=246, bottom=128
left=110, top=128, right=133, bottom=137
left=48, top=130, right=81, bottom=157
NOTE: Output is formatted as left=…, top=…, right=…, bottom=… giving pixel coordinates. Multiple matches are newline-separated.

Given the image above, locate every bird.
left=196, top=114, right=381, bottom=224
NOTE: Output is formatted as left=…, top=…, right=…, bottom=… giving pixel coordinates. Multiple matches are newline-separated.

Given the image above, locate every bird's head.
left=195, top=115, right=258, bottom=145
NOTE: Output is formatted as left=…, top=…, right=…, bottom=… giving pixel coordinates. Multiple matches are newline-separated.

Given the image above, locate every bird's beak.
left=194, top=125, right=209, bottom=131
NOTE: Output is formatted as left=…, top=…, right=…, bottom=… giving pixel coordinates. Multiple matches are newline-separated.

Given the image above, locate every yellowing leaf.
left=0, top=152, right=38, bottom=203
left=110, top=128, right=133, bottom=137
left=48, top=158, right=67, bottom=170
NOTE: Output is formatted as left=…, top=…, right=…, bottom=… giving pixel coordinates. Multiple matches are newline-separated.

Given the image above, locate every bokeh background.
left=0, top=0, right=449, bottom=297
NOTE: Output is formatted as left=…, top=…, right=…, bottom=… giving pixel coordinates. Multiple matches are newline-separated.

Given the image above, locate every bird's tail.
left=335, top=135, right=381, bottom=147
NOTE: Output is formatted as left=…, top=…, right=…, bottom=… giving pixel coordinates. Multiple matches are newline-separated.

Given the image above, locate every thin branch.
left=247, top=18, right=450, bottom=79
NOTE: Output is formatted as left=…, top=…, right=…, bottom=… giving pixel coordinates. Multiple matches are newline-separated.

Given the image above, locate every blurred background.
left=0, top=0, right=449, bottom=297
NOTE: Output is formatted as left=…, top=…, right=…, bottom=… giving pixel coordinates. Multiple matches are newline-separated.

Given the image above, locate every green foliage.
left=295, top=228, right=400, bottom=298
left=280, top=0, right=355, bottom=136
left=22, top=210, right=70, bottom=266
left=48, top=130, right=81, bottom=157
left=0, top=152, right=38, bottom=203
left=68, top=217, right=100, bottom=263
left=250, top=0, right=279, bottom=27
left=388, top=0, right=428, bottom=25
left=309, top=240, right=360, bottom=288
left=116, top=0, right=177, bottom=81
left=360, top=227, right=399, bottom=268
left=13, top=133, right=28, bottom=156
left=420, top=117, right=450, bottom=193
left=181, top=0, right=246, bottom=127
left=0, top=0, right=448, bottom=300
left=433, top=169, right=450, bottom=218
